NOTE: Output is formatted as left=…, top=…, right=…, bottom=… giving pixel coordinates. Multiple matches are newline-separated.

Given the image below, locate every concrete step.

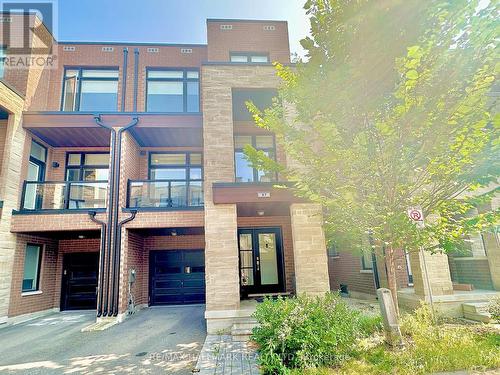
left=462, top=302, right=491, bottom=323
left=231, top=319, right=258, bottom=342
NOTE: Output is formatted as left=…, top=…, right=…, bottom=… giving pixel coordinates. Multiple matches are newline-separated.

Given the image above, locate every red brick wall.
left=237, top=215, right=295, bottom=294
left=8, top=235, right=99, bottom=317
left=328, top=252, right=376, bottom=296
left=207, top=20, right=290, bottom=63
left=8, top=234, right=58, bottom=317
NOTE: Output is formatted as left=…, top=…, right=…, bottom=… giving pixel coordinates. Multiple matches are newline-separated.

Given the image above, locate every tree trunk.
left=385, top=245, right=400, bottom=317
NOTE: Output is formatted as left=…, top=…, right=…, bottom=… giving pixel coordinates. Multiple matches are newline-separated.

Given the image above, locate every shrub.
left=251, top=292, right=370, bottom=374
left=488, top=296, right=500, bottom=321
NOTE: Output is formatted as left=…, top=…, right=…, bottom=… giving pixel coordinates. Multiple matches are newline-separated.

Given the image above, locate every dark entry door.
left=238, top=228, right=285, bottom=296
left=150, top=250, right=205, bottom=305
left=61, top=252, right=99, bottom=310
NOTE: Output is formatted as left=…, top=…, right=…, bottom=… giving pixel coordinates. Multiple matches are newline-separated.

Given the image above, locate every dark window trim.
left=145, top=67, right=201, bottom=114
left=22, top=243, right=43, bottom=292
left=144, top=151, right=203, bottom=208
left=229, top=51, right=270, bottom=63
left=65, top=151, right=110, bottom=181
left=29, top=139, right=47, bottom=182
left=60, top=66, right=120, bottom=112
left=0, top=45, right=6, bottom=79
left=361, top=250, right=374, bottom=270
left=234, top=134, right=277, bottom=182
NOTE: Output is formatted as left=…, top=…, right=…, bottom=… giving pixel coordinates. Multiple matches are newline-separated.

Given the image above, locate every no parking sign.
left=407, top=207, right=425, bottom=228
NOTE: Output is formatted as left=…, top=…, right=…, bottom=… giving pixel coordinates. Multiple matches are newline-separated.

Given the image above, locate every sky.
left=55, top=0, right=311, bottom=57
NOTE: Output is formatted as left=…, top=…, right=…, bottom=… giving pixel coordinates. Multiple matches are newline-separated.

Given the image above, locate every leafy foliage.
left=251, top=293, right=380, bottom=374
left=292, top=304, right=500, bottom=375
left=245, top=0, right=499, bottom=307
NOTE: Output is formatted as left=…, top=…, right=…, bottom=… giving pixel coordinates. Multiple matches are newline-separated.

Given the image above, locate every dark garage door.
left=150, top=250, right=205, bottom=305
left=61, top=252, right=99, bottom=310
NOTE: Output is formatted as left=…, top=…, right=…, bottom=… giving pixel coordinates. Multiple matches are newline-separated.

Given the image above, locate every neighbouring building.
left=0, top=13, right=497, bottom=331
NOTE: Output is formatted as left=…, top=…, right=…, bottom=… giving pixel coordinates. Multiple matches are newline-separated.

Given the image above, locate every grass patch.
left=291, top=305, right=500, bottom=375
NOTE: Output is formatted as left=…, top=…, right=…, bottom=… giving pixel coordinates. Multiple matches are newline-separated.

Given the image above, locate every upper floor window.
left=230, top=52, right=269, bottom=63
left=149, top=152, right=202, bottom=180
left=0, top=47, right=6, bottom=79
left=146, top=69, right=199, bottom=113
left=234, top=135, right=276, bottom=183
left=66, top=152, right=110, bottom=181
left=62, top=68, right=119, bottom=112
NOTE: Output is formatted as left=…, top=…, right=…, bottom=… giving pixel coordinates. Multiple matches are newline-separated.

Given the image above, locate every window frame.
left=0, top=45, right=6, bottom=79
left=234, top=134, right=277, bottom=183
left=145, top=67, right=200, bottom=113
left=361, top=249, right=374, bottom=270
left=146, top=151, right=203, bottom=207
left=22, top=244, right=43, bottom=293
left=60, top=66, right=120, bottom=112
left=229, top=51, right=270, bottom=63
left=65, top=151, right=110, bottom=182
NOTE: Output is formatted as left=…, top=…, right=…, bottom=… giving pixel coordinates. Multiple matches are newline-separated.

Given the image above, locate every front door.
left=238, top=228, right=285, bottom=296
left=61, top=252, right=99, bottom=310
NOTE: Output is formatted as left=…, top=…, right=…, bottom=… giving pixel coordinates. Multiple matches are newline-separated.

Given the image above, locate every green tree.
left=246, top=0, right=499, bottom=312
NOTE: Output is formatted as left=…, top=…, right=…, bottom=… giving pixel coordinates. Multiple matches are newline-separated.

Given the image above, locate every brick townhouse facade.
left=0, top=13, right=330, bottom=331
left=0, top=13, right=498, bottom=330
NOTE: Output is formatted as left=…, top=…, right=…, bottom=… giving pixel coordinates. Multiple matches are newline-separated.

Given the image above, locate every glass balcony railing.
left=127, top=180, right=203, bottom=209
left=21, top=181, right=108, bottom=211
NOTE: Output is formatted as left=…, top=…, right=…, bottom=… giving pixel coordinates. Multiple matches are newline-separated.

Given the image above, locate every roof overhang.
left=22, top=112, right=203, bottom=147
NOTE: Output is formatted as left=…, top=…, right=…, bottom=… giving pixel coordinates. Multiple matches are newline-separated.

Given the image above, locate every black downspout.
left=94, top=115, right=138, bottom=316
left=88, top=211, right=107, bottom=317
left=368, top=231, right=381, bottom=290
left=133, top=48, right=139, bottom=112
left=108, top=119, right=139, bottom=316
left=113, top=209, right=137, bottom=316
left=93, top=118, right=115, bottom=317
left=121, top=48, right=129, bottom=112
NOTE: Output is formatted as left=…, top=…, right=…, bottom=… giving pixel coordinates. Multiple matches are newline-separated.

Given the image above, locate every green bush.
left=251, top=292, right=374, bottom=374
left=488, top=296, right=500, bottom=321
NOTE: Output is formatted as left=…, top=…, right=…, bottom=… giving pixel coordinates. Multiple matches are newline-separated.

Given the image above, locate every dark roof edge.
left=207, top=18, right=288, bottom=23
left=58, top=41, right=207, bottom=47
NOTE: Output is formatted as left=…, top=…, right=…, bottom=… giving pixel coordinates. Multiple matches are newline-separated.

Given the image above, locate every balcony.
left=127, top=180, right=203, bottom=209
left=20, top=181, right=107, bottom=211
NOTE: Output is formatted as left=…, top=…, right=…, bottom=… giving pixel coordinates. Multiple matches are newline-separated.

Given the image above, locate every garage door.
left=150, top=250, right=205, bottom=305
left=61, top=252, right=99, bottom=310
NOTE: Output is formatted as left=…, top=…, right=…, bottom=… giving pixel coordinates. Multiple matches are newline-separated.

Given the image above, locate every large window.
left=66, top=152, right=109, bottom=181
left=22, top=244, right=42, bottom=292
left=148, top=152, right=203, bottom=206
left=146, top=69, right=200, bottom=113
left=62, top=68, right=119, bottom=112
left=234, top=135, right=276, bottom=183
left=0, top=46, right=6, bottom=79
left=230, top=52, right=269, bottom=63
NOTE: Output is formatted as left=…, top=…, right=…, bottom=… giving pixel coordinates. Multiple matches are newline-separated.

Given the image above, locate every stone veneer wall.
left=0, top=83, right=27, bottom=323
left=202, top=65, right=282, bottom=312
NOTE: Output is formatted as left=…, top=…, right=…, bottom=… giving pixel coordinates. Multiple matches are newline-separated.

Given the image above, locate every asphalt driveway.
left=0, top=305, right=206, bottom=374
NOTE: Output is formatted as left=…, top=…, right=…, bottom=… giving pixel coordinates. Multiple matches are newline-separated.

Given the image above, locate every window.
left=361, top=249, right=373, bottom=270
left=230, top=52, right=269, bottom=63
left=149, top=152, right=203, bottom=206
left=66, top=152, right=109, bottom=181
left=146, top=69, right=200, bottom=113
left=22, top=244, right=42, bottom=292
left=327, top=243, right=339, bottom=257
left=62, top=68, right=119, bottom=112
left=24, top=141, right=47, bottom=210
left=234, top=135, right=276, bottom=183
left=232, top=89, right=278, bottom=121
left=0, top=46, right=5, bottom=79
